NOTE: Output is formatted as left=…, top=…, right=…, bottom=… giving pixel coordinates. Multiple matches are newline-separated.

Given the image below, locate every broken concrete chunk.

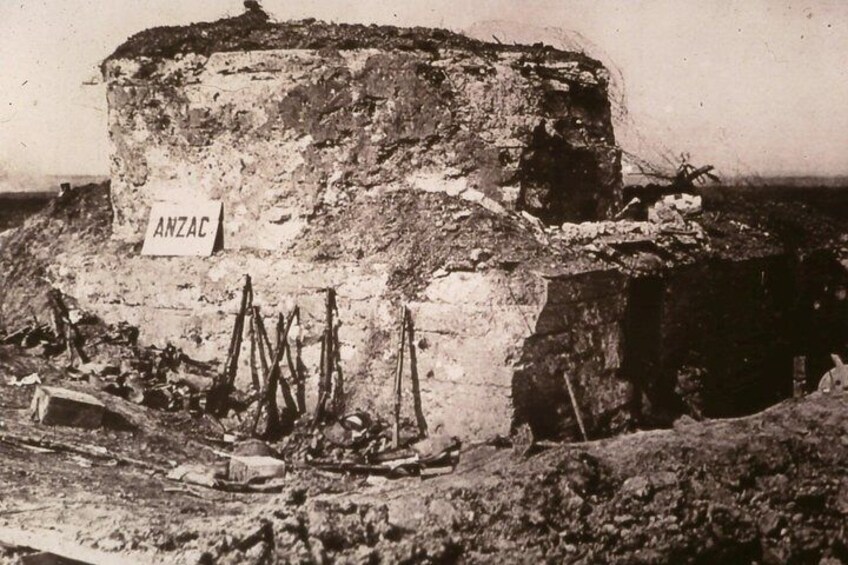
left=649, top=193, right=702, bottom=224
left=411, top=434, right=460, bottom=462
left=233, top=439, right=273, bottom=457
left=6, top=373, right=41, bottom=387
left=30, top=386, right=105, bottom=429
left=229, top=456, right=286, bottom=483
left=620, top=475, right=652, bottom=500
left=167, top=464, right=221, bottom=488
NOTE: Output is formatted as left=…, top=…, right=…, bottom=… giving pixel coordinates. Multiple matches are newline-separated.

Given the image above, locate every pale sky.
left=1, top=0, right=846, bottom=178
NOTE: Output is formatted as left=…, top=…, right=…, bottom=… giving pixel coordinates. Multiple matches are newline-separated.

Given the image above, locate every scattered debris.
left=0, top=324, right=54, bottom=349
left=628, top=155, right=719, bottom=195
left=0, top=431, right=166, bottom=473
left=613, top=197, right=643, bottom=220
left=6, top=373, right=41, bottom=387
left=649, top=193, right=702, bottom=223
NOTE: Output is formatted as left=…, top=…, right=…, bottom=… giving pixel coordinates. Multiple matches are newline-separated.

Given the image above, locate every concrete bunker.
left=11, top=9, right=842, bottom=444
left=512, top=247, right=848, bottom=440
left=102, top=11, right=623, bottom=250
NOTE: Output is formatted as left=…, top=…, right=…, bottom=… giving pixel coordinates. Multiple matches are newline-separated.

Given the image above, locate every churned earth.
left=0, top=365, right=846, bottom=564
left=1, top=185, right=847, bottom=563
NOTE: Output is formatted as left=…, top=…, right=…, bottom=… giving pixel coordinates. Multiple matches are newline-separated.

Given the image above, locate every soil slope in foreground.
left=0, top=371, right=846, bottom=564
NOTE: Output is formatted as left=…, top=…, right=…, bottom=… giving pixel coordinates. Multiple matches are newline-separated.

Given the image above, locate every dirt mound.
left=103, top=12, right=604, bottom=71
left=1, top=379, right=845, bottom=562
left=0, top=182, right=112, bottom=329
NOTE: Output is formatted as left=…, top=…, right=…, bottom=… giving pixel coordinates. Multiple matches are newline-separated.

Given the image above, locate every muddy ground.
left=0, top=358, right=846, bottom=564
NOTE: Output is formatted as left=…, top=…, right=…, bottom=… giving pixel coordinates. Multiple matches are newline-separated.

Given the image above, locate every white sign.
left=141, top=201, right=223, bottom=257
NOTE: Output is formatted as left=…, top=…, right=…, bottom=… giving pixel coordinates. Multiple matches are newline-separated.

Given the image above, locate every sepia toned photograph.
left=1, top=1, right=846, bottom=563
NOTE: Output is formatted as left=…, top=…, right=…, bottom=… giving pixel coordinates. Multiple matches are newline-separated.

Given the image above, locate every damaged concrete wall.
left=12, top=183, right=845, bottom=442
left=512, top=270, right=632, bottom=439
left=88, top=16, right=631, bottom=439
left=47, top=248, right=548, bottom=440
left=510, top=250, right=847, bottom=440
left=38, top=16, right=838, bottom=443
left=103, top=26, right=621, bottom=248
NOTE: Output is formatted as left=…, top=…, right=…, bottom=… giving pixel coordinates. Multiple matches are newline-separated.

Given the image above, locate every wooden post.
left=272, top=309, right=299, bottom=415
left=392, top=305, right=408, bottom=448
left=208, top=275, right=252, bottom=417
left=793, top=356, right=806, bottom=398
left=406, top=311, right=428, bottom=438
left=563, top=372, right=588, bottom=442
left=251, top=306, right=281, bottom=436
left=314, top=289, right=335, bottom=424
left=294, top=312, right=306, bottom=415
left=252, top=306, right=270, bottom=387
left=331, top=323, right=345, bottom=415
left=247, top=306, right=260, bottom=393
left=314, top=331, right=327, bottom=424
left=324, top=288, right=335, bottom=410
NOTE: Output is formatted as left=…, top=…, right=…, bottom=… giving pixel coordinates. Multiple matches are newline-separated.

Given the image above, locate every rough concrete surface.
left=2, top=177, right=846, bottom=445
left=103, top=16, right=621, bottom=248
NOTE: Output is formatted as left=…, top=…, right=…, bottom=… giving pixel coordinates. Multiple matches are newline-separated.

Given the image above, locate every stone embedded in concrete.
left=30, top=386, right=105, bottom=429
left=229, top=455, right=287, bottom=483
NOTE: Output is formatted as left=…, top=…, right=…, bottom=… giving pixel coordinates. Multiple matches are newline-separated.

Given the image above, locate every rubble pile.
left=196, top=278, right=462, bottom=487
left=3, top=377, right=844, bottom=563
left=0, top=286, right=217, bottom=415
